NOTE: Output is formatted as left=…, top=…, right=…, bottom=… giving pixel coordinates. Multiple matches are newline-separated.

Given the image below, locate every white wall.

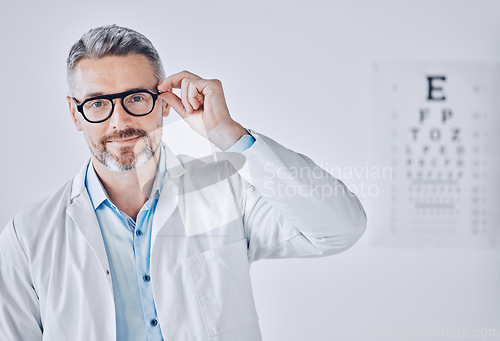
left=1, top=0, right=499, bottom=339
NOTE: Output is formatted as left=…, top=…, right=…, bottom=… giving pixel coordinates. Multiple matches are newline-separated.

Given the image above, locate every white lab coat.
left=0, top=130, right=367, bottom=341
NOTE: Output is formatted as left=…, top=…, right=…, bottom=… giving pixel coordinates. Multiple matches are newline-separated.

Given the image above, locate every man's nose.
left=108, top=99, right=133, bottom=129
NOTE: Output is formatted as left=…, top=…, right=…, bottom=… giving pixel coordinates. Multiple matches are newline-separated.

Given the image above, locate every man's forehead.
left=72, top=55, right=158, bottom=98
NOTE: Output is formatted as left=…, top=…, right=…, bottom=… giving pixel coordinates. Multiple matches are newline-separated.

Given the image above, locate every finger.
left=181, top=78, right=194, bottom=114
left=157, top=70, right=201, bottom=92
left=158, top=91, right=189, bottom=120
left=188, top=82, right=202, bottom=110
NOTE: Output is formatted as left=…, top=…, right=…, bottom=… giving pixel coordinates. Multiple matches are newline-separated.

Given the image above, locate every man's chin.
left=102, top=151, right=154, bottom=172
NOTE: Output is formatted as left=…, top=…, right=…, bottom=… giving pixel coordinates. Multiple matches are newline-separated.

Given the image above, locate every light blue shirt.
left=85, top=134, right=255, bottom=341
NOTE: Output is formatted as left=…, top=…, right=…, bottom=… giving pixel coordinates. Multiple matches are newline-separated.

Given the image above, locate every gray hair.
left=66, top=24, right=165, bottom=93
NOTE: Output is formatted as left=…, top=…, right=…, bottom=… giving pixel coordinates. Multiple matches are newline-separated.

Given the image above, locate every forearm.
left=228, top=129, right=367, bottom=255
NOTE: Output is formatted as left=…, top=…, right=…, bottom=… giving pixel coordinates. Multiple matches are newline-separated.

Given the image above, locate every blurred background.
left=1, top=0, right=499, bottom=339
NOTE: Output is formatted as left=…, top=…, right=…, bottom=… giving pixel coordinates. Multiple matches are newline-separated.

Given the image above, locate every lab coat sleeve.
left=226, top=130, right=367, bottom=263
left=0, top=219, right=43, bottom=340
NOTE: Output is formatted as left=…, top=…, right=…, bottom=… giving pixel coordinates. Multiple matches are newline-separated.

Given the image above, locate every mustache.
left=101, top=128, right=148, bottom=144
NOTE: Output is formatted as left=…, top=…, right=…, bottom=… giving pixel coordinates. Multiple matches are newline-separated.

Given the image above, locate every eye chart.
left=369, top=62, right=500, bottom=247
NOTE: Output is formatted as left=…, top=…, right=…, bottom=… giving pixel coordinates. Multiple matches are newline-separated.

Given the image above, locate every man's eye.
left=131, top=96, right=144, bottom=102
left=90, top=100, right=105, bottom=108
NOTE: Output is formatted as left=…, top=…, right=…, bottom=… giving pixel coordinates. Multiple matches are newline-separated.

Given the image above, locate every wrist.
left=207, top=121, right=248, bottom=151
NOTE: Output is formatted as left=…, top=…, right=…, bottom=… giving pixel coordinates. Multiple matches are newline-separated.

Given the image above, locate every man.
left=0, top=25, right=367, bottom=341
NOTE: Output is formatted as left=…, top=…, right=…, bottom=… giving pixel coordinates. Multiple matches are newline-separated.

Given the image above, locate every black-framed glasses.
left=72, top=89, right=160, bottom=123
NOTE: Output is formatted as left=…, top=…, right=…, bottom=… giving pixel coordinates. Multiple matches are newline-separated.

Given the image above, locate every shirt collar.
left=85, top=143, right=169, bottom=211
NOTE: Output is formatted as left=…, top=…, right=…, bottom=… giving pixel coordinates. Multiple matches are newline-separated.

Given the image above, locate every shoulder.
left=12, top=160, right=89, bottom=232
left=16, top=178, right=73, bottom=225
left=5, top=176, right=76, bottom=242
left=175, top=152, right=248, bottom=191
left=0, top=176, right=75, bottom=263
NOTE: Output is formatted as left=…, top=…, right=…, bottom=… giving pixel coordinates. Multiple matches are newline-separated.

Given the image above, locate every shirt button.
left=143, top=274, right=151, bottom=282
left=105, top=270, right=110, bottom=275
left=150, top=318, right=158, bottom=327
left=136, top=230, right=143, bottom=236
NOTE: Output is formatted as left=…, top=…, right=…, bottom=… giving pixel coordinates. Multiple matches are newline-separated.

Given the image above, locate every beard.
left=84, top=127, right=162, bottom=172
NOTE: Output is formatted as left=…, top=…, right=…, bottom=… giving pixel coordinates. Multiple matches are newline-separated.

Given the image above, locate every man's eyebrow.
left=83, top=91, right=105, bottom=99
left=82, top=87, right=158, bottom=100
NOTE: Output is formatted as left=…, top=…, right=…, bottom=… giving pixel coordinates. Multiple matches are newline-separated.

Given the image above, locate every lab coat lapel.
left=151, top=144, right=186, bottom=247
left=151, top=180, right=178, bottom=244
left=66, top=159, right=113, bottom=292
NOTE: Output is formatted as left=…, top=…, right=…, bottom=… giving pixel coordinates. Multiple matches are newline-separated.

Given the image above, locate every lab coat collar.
left=85, top=162, right=108, bottom=211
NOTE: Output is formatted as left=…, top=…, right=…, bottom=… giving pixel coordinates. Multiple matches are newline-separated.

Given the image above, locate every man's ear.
left=67, top=96, right=82, bottom=131
left=161, top=99, right=170, bottom=118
